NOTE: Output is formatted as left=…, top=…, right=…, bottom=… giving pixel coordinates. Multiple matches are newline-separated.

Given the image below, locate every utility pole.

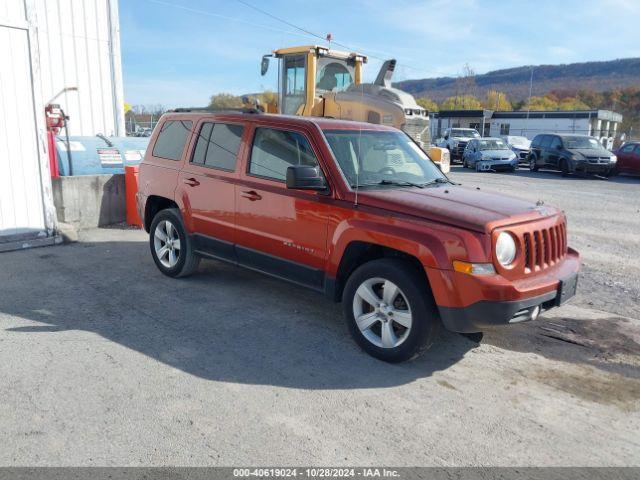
left=525, top=66, right=534, bottom=137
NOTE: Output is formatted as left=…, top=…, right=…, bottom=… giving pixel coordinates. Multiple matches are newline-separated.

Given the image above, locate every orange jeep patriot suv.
left=137, top=110, right=580, bottom=362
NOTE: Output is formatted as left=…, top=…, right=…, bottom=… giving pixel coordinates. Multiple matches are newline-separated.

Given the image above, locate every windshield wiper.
left=353, top=177, right=455, bottom=189
left=421, top=177, right=454, bottom=187
left=377, top=179, right=426, bottom=188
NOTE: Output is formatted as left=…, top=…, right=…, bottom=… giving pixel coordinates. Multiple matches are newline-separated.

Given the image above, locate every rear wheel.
left=343, top=258, right=440, bottom=362
left=149, top=208, right=200, bottom=278
left=528, top=154, right=539, bottom=171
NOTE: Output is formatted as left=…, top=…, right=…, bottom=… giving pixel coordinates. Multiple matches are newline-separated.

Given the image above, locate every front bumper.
left=573, top=161, right=614, bottom=174
left=426, top=248, right=580, bottom=333
left=476, top=159, right=517, bottom=171
left=438, top=289, right=560, bottom=333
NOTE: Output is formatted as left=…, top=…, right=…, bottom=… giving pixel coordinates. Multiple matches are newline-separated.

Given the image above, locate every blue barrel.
left=55, top=136, right=150, bottom=176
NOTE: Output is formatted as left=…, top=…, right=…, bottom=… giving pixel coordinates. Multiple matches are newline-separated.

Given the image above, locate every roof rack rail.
left=170, top=107, right=262, bottom=114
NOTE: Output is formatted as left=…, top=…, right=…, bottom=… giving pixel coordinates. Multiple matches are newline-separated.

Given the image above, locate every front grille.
left=522, top=221, right=567, bottom=273
left=454, top=141, right=467, bottom=156
left=586, top=156, right=611, bottom=164
left=402, top=118, right=430, bottom=145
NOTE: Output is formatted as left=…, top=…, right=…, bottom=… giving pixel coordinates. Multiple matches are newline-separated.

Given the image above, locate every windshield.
left=479, top=139, right=509, bottom=150
left=323, top=130, right=446, bottom=188
left=451, top=129, right=480, bottom=138
left=316, top=57, right=354, bottom=94
left=563, top=136, right=602, bottom=149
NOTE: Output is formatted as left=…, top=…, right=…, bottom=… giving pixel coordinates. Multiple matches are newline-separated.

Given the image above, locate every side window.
left=249, top=128, right=318, bottom=181
left=531, top=135, right=541, bottom=147
left=191, top=122, right=244, bottom=171
left=549, top=137, right=562, bottom=149
left=152, top=120, right=193, bottom=161
left=634, top=145, right=640, bottom=154
left=620, top=144, right=634, bottom=153
left=540, top=135, right=552, bottom=148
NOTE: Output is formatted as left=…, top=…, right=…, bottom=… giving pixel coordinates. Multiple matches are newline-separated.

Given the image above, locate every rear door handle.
left=241, top=190, right=262, bottom=201
left=183, top=177, right=200, bottom=187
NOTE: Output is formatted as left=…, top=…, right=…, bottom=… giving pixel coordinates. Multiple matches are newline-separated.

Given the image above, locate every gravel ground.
left=0, top=166, right=638, bottom=466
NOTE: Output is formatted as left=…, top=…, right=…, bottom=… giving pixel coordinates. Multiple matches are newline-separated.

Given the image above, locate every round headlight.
left=496, top=232, right=517, bottom=266
left=610, top=155, right=617, bottom=163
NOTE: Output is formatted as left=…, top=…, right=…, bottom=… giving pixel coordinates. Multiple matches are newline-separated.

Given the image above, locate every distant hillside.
left=394, top=58, right=640, bottom=103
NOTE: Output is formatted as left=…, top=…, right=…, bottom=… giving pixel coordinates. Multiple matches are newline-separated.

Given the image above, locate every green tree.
left=440, top=95, right=482, bottom=110
left=483, top=90, right=512, bottom=111
left=208, top=93, right=243, bottom=109
left=416, top=97, right=438, bottom=112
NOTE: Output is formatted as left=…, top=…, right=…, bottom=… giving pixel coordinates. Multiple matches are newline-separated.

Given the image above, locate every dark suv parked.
left=528, top=134, right=617, bottom=176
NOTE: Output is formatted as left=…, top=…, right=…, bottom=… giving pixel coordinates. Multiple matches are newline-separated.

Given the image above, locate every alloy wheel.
left=352, top=277, right=413, bottom=349
left=154, top=220, right=181, bottom=268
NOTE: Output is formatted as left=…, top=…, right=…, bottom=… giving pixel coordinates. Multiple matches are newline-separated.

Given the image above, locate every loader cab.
left=261, top=45, right=366, bottom=116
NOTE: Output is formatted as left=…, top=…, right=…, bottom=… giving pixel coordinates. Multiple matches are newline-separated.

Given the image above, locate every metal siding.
left=0, top=25, right=46, bottom=235
left=33, top=0, right=122, bottom=136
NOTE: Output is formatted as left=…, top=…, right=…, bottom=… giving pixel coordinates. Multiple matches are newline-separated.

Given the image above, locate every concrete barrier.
left=52, top=174, right=126, bottom=229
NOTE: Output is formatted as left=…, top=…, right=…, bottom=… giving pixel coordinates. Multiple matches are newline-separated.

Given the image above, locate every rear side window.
left=191, top=122, right=244, bottom=171
left=540, top=135, right=552, bottom=148
left=152, top=120, right=193, bottom=161
left=620, top=144, right=634, bottom=153
left=248, top=128, right=318, bottom=181
left=549, top=137, right=562, bottom=149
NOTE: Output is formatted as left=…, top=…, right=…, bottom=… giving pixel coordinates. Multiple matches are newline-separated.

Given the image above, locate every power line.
left=233, top=0, right=431, bottom=75
left=144, top=0, right=435, bottom=78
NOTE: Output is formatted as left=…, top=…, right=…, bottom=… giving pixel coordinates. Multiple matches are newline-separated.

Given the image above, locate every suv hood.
left=357, top=185, right=558, bottom=233
left=569, top=148, right=612, bottom=158
left=480, top=149, right=515, bottom=158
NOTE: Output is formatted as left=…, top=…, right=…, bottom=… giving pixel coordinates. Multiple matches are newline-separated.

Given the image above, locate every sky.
left=119, top=0, right=640, bottom=108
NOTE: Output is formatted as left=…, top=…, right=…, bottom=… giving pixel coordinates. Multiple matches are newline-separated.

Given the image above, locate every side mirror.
left=261, top=55, right=271, bottom=76
left=444, top=134, right=449, bottom=140
left=556, top=144, right=563, bottom=150
left=286, top=165, right=326, bottom=190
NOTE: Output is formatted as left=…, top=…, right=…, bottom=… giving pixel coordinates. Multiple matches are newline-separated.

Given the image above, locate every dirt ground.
left=0, top=166, right=638, bottom=466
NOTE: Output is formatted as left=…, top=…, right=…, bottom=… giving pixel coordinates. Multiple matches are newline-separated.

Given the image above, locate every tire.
left=560, top=158, right=570, bottom=177
left=149, top=208, right=200, bottom=278
left=342, top=258, right=441, bottom=363
left=528, top=154, right=539, bottom=172
left=463, top=157, right=469, bottom=169
left=607, top=167, right=619, bottom=178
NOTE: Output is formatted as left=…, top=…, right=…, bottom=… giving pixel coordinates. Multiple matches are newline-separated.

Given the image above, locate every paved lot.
left=0, top=167, right=639, bottom=466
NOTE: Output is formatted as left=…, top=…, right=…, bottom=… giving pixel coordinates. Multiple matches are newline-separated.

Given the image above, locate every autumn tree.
left=208, top=93, right=243, bottom=109
left=441, top=95, right=482, bottom=110
left=416, top=97, right=438, bottom=112
left=483, top=90, right=512, bottom=111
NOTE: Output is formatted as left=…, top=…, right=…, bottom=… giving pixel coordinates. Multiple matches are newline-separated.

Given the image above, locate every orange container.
left=125, top=165, right=142, bottom=227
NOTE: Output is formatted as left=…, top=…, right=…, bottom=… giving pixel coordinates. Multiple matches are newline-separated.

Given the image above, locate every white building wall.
left=0, top=0, right=124, bottom=242
left=32, top=0, right=124, bottom=136
left=489, top=117, right=591, bottom=139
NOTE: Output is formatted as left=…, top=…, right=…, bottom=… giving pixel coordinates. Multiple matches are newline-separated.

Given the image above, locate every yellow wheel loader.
left=255, top=45, right=448, bottom=172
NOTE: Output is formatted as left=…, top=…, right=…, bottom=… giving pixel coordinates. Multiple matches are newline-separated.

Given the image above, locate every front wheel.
left=343, top=259, right=440, bottom=362
left=560, top=158, right=570, bottom=177
left=529, top=154, right=539, bottom=171
left=149, top=208, right=200, bottom=277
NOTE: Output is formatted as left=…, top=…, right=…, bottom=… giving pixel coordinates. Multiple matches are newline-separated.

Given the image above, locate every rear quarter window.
left=152, top=120, right=193, bottom=161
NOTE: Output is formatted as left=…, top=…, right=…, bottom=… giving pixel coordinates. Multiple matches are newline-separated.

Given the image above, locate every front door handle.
left=241, top=190, right=262, bottom=201
left=183, top=177, right=200, bottom=187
